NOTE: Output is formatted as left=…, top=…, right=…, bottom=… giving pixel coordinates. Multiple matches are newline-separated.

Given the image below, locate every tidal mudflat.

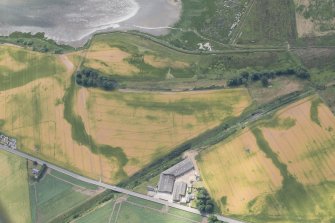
left=0, top=0, right=181, bottom=46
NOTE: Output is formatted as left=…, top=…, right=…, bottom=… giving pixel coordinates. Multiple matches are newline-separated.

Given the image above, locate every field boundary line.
left=47, top=196, right=93, bottom=223
left=229, top=0, right=256, bottom=45
left=48, top=172, right=88, bottom=190
left=108, top=200, right=120, bottom=223
left=111, top=202, right=122, bottom=223
left=125, top=200, right=200, bottom=223
left=71, top=198, right=116, bottom=223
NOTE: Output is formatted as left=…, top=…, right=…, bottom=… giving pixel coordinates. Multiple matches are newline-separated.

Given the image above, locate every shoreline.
left=0, top=0, right=182, bottom=47
left=66, top=0, right=182, bottom=47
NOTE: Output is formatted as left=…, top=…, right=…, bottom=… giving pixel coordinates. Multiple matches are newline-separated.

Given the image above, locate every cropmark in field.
left=75, top=88, right=251, bottom=183
left=83, top=33, right=198, bottom=80
left=0, top=47, right=111, bottom=182
left=0, top=45, right=252, bottom=184
left=198, top=95, right=335, bottom=222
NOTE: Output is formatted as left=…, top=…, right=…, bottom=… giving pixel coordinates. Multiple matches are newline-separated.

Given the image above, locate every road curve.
left=0, top=144, right=246, bottom=223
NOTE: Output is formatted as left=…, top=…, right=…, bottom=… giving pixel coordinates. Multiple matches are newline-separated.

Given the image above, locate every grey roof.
left=163, top=158, right=194, bottom=177
left=158, top=174, right=175, bottom=193
left=157, top=158, right=194, bottom=194
left=172, top=181, right=188, bottom=201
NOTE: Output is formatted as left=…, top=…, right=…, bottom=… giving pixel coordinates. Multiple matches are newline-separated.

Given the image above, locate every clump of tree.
left=196, top=187, right=215, bottom=214
left=208, top=215, right=221, bottom=223
left=75, top=68, right=118, bottom=91
left=227, top=67, right=310, bottom=87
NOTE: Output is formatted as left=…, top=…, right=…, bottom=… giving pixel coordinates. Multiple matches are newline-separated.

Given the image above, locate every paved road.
left=0, top=144, right=245, bottom=223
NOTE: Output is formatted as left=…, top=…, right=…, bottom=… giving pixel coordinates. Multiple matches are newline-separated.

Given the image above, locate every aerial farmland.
left=0, top=0, right=335, bottom=222
left=198, top=95, right=335, bottom=222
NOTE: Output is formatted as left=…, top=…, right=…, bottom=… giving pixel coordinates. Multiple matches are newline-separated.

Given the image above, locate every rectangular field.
left=198, top=95, right=335, bottom=222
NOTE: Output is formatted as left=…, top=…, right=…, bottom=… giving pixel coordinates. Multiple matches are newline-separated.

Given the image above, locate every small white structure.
left=0, top=134, right=17, bottom=150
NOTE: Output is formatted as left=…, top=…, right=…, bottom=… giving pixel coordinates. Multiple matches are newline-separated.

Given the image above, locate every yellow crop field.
left=85, top=44, right=140, bottom=76
left=82, top=33, right=197, bottom=80
left=75, top=88, right=251, bottom=182
left=197, top=129, right=283, bottom=214
left=0, top=52, right=113, bottom=182
left=261, top=96, right=335, bottom=184
left=0, top=150, right=31, bottom=223
left=198, top=95, right=335, bottom=222
left=0, top=45, right=252, bottom=184
left=0, top=45, right=65, bottom=91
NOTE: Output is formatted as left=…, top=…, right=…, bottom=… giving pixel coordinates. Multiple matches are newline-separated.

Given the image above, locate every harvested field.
left=198, top=94, right=335, bottom=222
left=0, top=150, right=31, bottom=223
left=0, top=45, right=252, bottom=184
left=197, top=129, right=283, bottom=214
left=85, top=46, right=139, bottom=76
left=262, top=95, right=335, bottom=185
left=76, top=88, right=251, bottom=182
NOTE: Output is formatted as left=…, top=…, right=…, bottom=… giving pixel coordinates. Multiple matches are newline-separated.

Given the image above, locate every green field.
left=75, top=196, right=203, bottom=223
left=30, top=170, right=102, bottom=223
left=0, top=150, right=31, bottom=223
left=74, top=199, right=116, bottom=223
left=237, top=0, right=297, bottom=45
left=162, top=0, right=251, bottom=48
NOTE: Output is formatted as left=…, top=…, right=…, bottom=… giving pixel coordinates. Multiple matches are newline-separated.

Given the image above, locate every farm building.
left=173, top=182, right=188, bottom=202
left=158, top=158, right=194, bottom=194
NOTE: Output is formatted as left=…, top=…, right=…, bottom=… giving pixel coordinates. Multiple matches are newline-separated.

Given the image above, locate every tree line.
left=227, top=67, right=310, bottom=87
left=75, top=68, right=118, bottom=91
left=196, top=187, right=215, bottom=214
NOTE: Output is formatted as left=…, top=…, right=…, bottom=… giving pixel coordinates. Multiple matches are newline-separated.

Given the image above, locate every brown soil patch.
left=294, top=0, right=335, bottom=37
